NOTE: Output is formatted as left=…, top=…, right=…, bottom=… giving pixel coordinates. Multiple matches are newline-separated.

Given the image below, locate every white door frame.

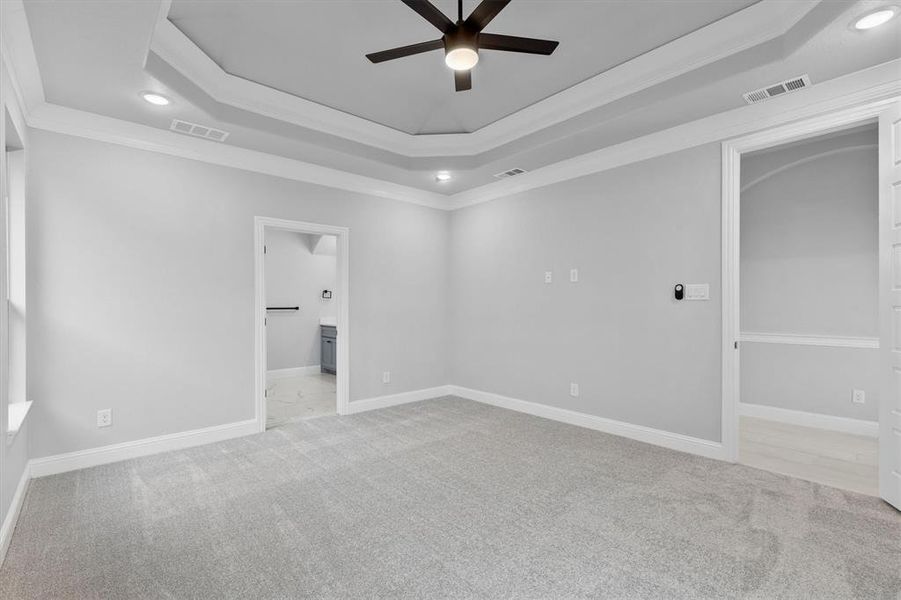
left=720, top=98, right=898, bottom=462
left=253, top=216, right=350, bottom=431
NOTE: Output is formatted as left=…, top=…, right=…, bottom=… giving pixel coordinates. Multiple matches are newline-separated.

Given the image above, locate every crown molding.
left=0, top=0, right=44, bottom=110
left=447, top=60, right=901, bottom=210
left=14, top=60, right=901, bottom=214
left=26, top=102, right=450, bottom=210
left=4, top=0, right=898, bottom=214
left=150, top=0, right=817, bottom=157
left=1, top=0, right=449, bottom=210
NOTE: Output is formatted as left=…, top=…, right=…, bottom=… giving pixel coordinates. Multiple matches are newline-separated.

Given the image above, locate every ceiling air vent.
left=493, top=167, right=528, bottom=179
left=170, top=119, right=230, bottom=142
left=743, top=75, right=811, bottom=105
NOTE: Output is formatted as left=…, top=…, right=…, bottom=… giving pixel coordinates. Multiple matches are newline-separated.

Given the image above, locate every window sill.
left=7, top=400, right=33, bottom=445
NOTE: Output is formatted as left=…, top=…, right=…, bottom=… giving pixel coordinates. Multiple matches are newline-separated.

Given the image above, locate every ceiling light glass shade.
left=853, top=7, right=897, bottom=29
left=141, top=92, right=170, bottom=106
left=445, top=47, right=479, bottom=71
left=435, top=171, right=452, bottom=182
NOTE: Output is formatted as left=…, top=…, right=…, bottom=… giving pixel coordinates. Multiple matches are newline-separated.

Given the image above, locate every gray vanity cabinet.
left=320, top=325, right=337, bottom=374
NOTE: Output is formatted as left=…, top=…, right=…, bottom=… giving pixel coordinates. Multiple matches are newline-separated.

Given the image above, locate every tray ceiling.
left=13, top=0, right=901, bottom=198
left=167, top=0, right=758, bottom=135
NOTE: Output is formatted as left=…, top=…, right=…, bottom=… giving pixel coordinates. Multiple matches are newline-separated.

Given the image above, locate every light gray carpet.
left=1, top=397, right=899, bottom=599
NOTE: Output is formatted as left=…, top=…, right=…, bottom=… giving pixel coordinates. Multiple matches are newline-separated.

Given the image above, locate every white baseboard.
left=0, top=463, right=30, bottom=567
left=738, top=402, right=878, bottom=437
left=29, top=419, right=260, bottom=478
left=344, top=385, right=452, bottom=415
left=266, top=365, right=321, bottom=380
left=448, top=386, right=725, bottom=461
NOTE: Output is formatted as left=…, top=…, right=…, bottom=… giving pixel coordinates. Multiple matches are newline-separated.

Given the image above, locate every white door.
left=879, top=100, right=901, bottom=511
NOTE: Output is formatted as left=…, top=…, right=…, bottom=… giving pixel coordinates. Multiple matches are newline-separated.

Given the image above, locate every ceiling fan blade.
left=400, top=0, right=455, bottom=33
left=478, top=33, right=558, bottom=55
left=366, top=39, right=444, bottom=63
left=454, top=70, right=472, bottom=92
left=464, top=0, right=511, bottom=31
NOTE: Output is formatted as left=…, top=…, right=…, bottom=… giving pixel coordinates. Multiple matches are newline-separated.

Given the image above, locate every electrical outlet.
left=852, top=389, right=866, bottom=404
left=570, top=268, right=579, bottom=283
left=97, top=409, right=112, bottom=428
left=570, top=383, right=580, bottom=398
left=544, top=271, right=553, bottom=284
left=382, top=371, right=391, bottom=384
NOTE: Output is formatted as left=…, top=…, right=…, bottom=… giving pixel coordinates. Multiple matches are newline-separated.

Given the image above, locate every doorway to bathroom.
left=254, top=217, right=350, bottom=431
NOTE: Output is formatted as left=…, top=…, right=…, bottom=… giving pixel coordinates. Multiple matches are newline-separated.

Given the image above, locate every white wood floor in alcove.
left=739, top=416, right=878, bottom=497
left=266, top=373, right=337, bottom=428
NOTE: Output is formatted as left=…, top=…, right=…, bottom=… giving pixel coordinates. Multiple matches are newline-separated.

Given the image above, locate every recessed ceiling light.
left=141, top=92, right=170, bottom=106
left=852, top=7, right=898, bottom=30
left=435, top=171, right=452, bottom=183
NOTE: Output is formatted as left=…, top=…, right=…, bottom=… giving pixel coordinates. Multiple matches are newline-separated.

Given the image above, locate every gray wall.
left=449, top=144, right=723, bottom=442
left=740, top=344, right=878, bottom=420
left=27, top=130, right=450, bottom=459
left=740, top=127, right=878, bottom=420
left=741, top=128, right=878, bottom=336
left=264, top=230, right=336, bottom=371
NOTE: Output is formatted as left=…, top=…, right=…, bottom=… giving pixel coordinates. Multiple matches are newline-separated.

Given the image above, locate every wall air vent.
left=170, top=119, right=230, bottom=142
left=493, top=167, right=528, bottom=179
left=743, top=75, right=811, bottom=104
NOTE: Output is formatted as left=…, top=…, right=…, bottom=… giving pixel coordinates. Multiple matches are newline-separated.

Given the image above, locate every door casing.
left=253, top=216, right=350, bottom=431
left=720, top=98, right=897, bottom=464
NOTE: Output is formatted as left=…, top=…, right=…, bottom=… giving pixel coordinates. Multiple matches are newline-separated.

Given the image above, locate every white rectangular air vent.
left=493, top=167, right=528, bottom=179
left=743, top=75, right=811, bottom=104
left=170, top=119, right=230, bottom=142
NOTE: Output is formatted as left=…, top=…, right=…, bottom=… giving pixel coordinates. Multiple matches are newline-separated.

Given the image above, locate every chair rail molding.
left=739, top=332, right=880, bottom=349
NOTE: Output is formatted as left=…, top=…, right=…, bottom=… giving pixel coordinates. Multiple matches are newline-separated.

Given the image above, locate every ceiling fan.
left=366, top=0, right=559, bottom=92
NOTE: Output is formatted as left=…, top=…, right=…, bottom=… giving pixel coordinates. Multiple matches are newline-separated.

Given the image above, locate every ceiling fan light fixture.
left=445, top=46, right=479, bottom=71
left=366, top=0, right=559, bottom=91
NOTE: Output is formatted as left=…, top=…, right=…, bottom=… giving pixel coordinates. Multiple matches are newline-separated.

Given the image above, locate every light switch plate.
left=685, top=284, right=710, bottom=300
left=544, top=271, right=553, bottom=284
left=570, top=383, right=579, bottom=397
left=570, top=268, right=579, bottom=283
left=382, top=371, right=391, bottom=384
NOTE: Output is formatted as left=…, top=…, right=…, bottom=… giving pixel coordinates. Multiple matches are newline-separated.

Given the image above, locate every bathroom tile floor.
left=266, top=372, right=336, bottom=428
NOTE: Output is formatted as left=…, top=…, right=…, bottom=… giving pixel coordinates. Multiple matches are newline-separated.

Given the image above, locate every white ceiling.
left=16, top=0, right=901, bottom=195
left=167, top=0, right=758, bottom=134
